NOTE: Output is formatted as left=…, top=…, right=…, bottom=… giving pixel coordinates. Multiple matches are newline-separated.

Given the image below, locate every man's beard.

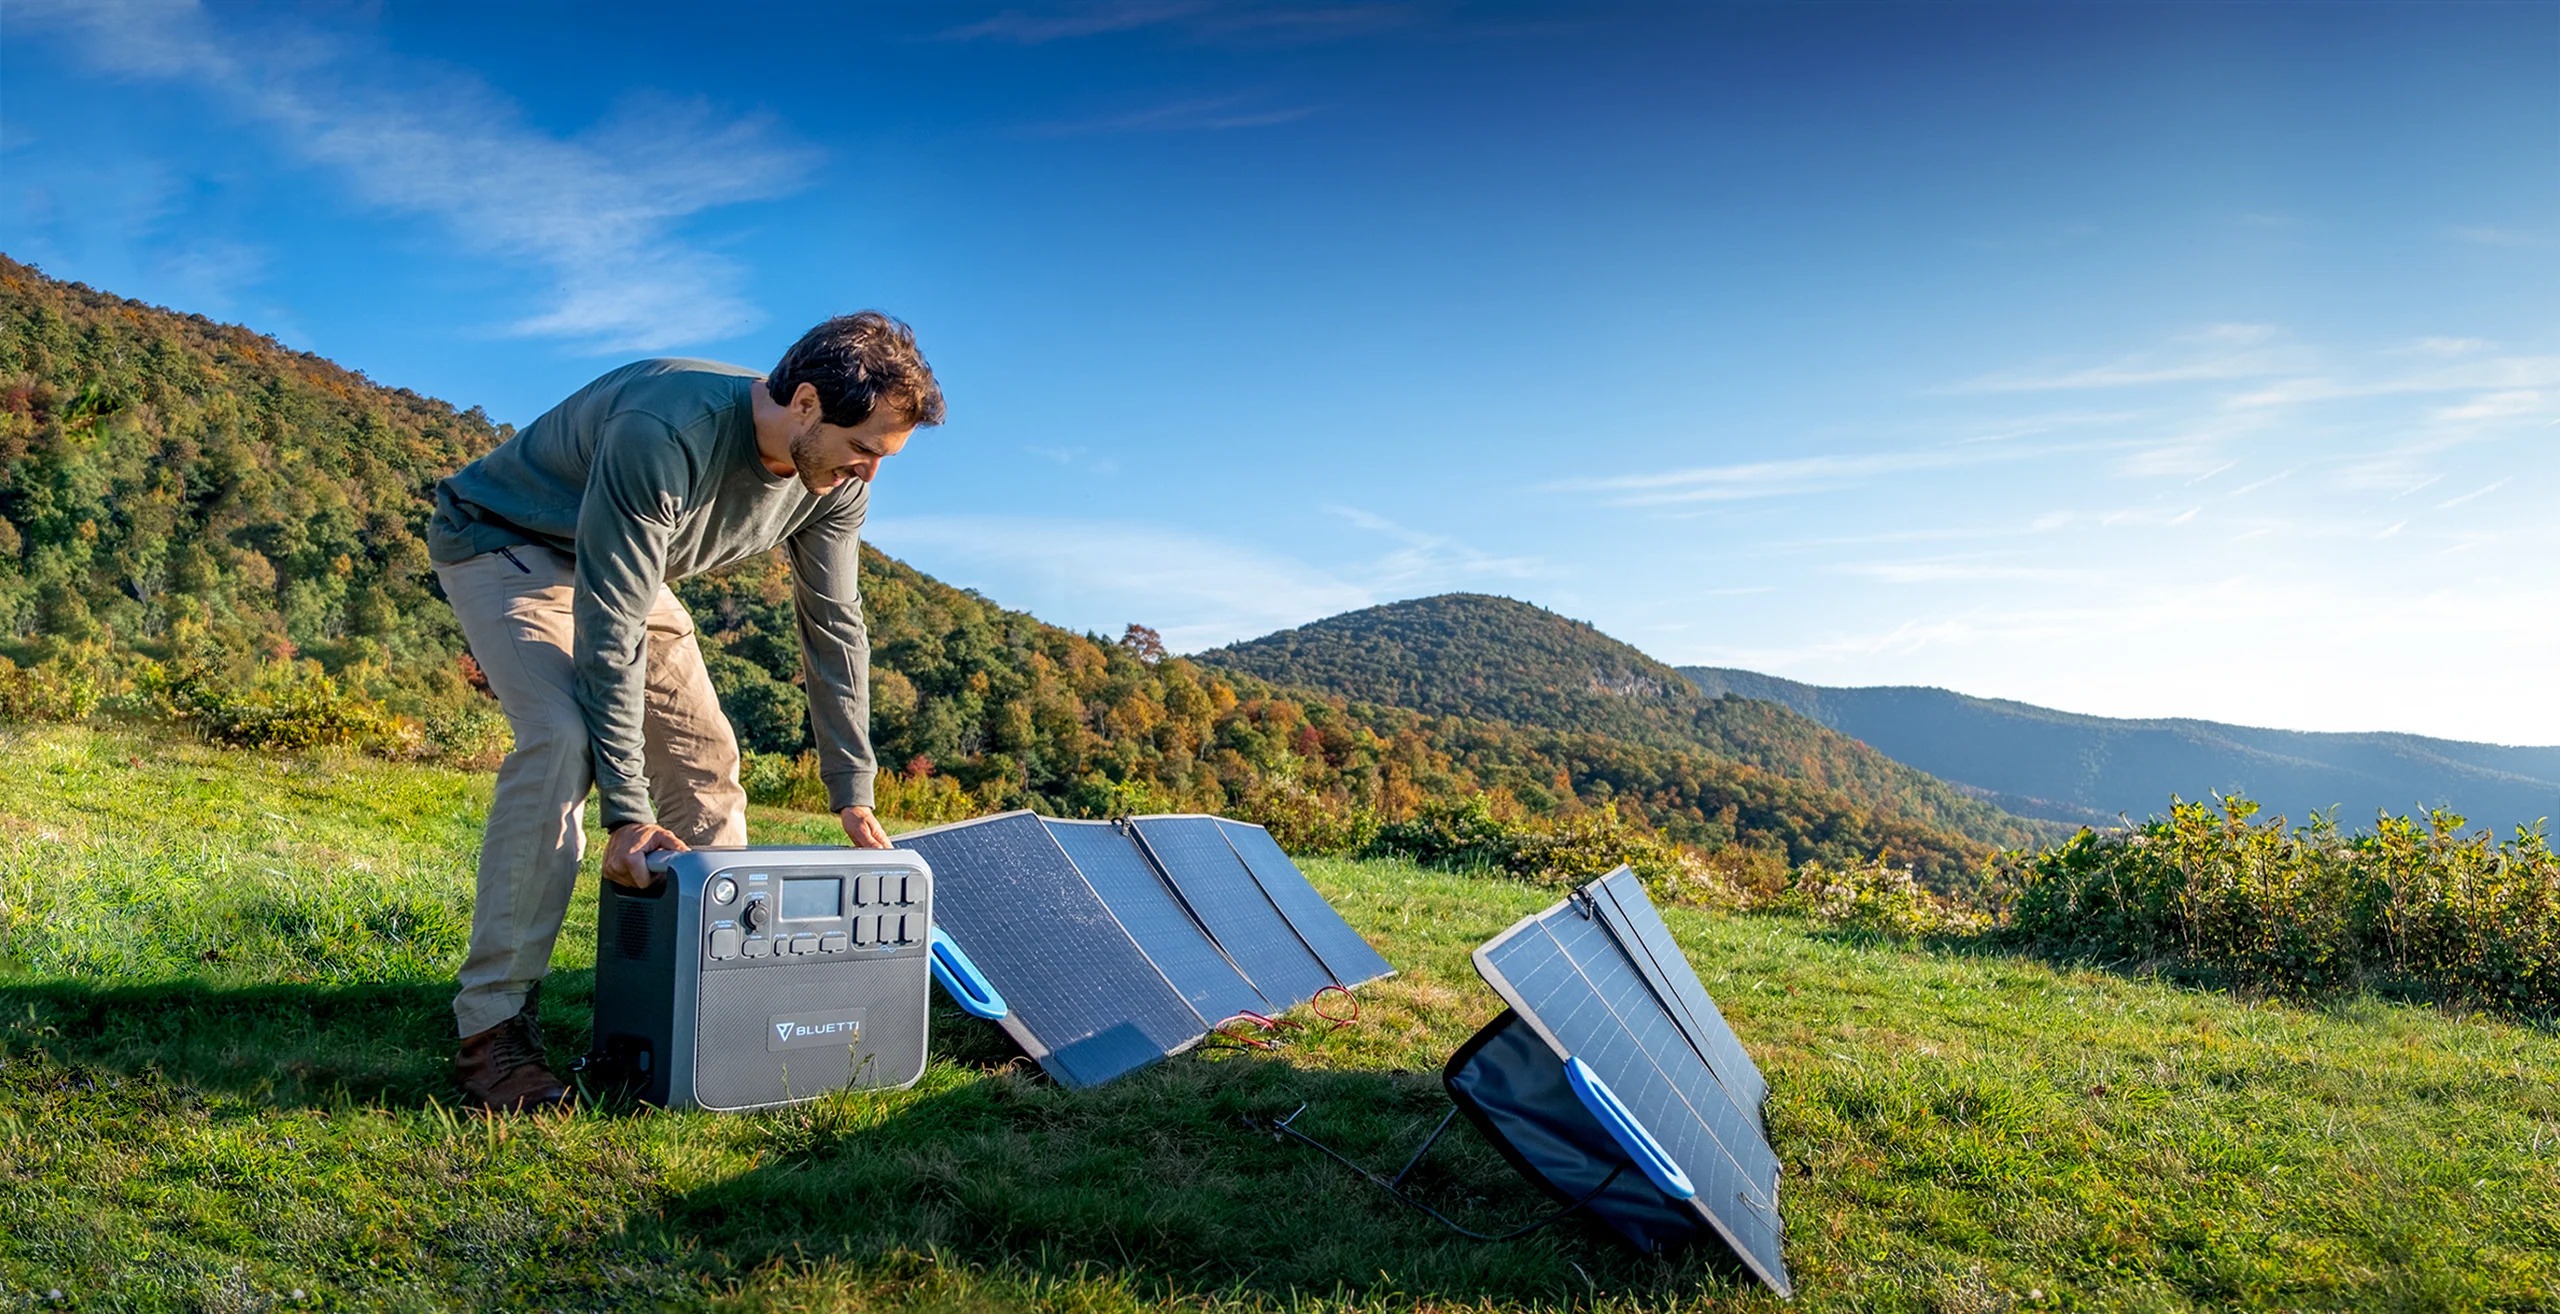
left=789, top=424, right=842, bottom=495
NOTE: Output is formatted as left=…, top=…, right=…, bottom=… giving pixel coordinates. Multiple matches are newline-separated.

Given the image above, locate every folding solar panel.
left=1584, top=867, right=1769, bottom=1127
left=1455, top=868, right=1789, bottom=1294
left=1214, top=819, right=1396, bottom=988
left=895, top=812, right=1206, bottom=1087
left=1127, top=815, right=1337, bottom=1009
left=1044, top=819, right=1269, bottom=1024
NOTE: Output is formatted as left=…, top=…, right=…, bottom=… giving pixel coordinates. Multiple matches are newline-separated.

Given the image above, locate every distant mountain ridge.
left=1199, top=593, right=2057, bottom=852
left=1682, top=666, right=2560, bottom=833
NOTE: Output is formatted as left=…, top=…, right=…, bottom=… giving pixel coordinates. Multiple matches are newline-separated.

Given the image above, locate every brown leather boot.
left=456, top=1006, right=569, bottom=1112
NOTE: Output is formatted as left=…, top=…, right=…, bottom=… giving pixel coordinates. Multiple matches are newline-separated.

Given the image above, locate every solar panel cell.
left=1128, top=816, right=1337, bottom=1008
left=896, top=812, right=1207, bottom=1086
left=1469, top=883, right=1790, bottom=1295
left=1589, top=868, right=1770, bottom=1124
left=1214, top=819, right=1395, bottom=988
left=1045, top=819, right=1269, bottom=1024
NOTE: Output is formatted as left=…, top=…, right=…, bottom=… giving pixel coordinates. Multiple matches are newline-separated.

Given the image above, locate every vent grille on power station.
left=615, top=899, right=655, bottom=961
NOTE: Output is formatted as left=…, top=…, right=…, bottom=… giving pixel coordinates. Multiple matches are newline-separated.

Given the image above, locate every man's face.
left=789, top=401, right=914, bottom=496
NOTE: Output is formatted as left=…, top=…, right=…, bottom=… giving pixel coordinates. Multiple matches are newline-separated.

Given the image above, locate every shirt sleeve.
left=786, top=485, right=877, bottom=812
left=572, top=412, right=699, bottom=831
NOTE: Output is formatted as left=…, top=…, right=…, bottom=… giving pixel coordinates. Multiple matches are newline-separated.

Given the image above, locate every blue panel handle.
left=1563, top=1056, right=1697, bottom=1201
left=930, top=926, right=1009, bottom=1021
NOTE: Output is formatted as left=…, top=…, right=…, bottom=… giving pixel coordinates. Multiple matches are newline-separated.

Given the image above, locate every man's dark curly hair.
left=767, top=312, right=945, bottom=429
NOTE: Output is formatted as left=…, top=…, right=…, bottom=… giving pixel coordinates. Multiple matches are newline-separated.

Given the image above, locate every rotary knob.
left=740, top=896, right=769, bottom=933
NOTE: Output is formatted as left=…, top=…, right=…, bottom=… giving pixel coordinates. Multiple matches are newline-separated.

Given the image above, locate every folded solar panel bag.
left=1449, top=866, right=1791, bottom=1295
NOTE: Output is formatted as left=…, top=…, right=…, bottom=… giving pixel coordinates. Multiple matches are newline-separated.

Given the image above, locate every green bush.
left=1784, top=858, right=1988, bottom=938
left=141, top=659, right=414, bottom=755
left=0, top=654, right=103, bottom=722
left=1363, top=791, right=1704, bottom=897
left=742, top=749, right=981, bottom=827
left=420, top=698, right=510, bottom=769
left=1233, top=767, right=1381, bottom=856
left=2001, top=796, right=2560, bottom=1018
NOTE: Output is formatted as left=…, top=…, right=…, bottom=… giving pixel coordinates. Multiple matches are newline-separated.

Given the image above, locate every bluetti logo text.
left=765, top=1008, right=866, bottom=1052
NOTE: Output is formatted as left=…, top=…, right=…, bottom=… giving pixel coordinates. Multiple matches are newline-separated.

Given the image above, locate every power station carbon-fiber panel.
left=1473, top=877, right=1789, bottom=1294
left=1127, top=815, right=1335, bottom=1009
left=1587, top=867, right=1768, bottom=1125
left=897, top=812, right=1205, bottom=1086
left=1214, top=819, right=1395, bottom=988
left=1045, top=819, right=1269, bottom=1024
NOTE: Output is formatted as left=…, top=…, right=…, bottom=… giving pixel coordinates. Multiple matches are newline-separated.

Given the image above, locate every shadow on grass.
left=0, top=971, right=599, bottom=1108
left=0, top=968, right=1039, bottom=1109
left=632, top=1053, right=1757, bottom=1307
left=0, top=973, right=1760, bottom=1303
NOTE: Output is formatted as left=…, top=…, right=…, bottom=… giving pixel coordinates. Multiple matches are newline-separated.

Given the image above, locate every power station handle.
left=1563, top=1056, right=1697, bottom=1201
left=929, top=927, right=1009, bottom=1021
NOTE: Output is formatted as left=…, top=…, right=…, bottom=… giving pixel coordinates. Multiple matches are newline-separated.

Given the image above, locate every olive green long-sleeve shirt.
left=427, top=358, right=874, bottom=829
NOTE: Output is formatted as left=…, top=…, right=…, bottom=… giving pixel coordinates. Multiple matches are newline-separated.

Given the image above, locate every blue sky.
left=5, top=1, right=2555, bottom=743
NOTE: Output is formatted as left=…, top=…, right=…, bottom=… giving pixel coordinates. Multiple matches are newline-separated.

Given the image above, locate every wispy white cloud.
left=942, top=0, right=1217, bottom=41
left=1945, top=323, right=2317, bottom=393
left=1832, top=557, right=2095, bottom=585
left=1026, top=94, right=1319, bottom=137
left=2431, top=389, right=2546, bottom=425
left=2437, top=478, right=2512, bottom=510
left=11, top=0, right=813, bottom=353
left=2448, top=225, right=2543, bottom=248
left=1551, top=440, right=2092, bottom=507
left=1327, top=505, right=1549, bottom=587
left=939, top=1, right=1415, bottom=44
left=2225, top=467, right=2297, bottom=497
left=2228, top=355, right=2560, bottom=408
left=871, top=515, right=1376, bottom=650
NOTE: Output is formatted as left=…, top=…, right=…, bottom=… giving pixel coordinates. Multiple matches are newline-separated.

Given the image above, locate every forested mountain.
left=0, top=256, right=2004, bottom=882
left=1198, top=593, right=2054, bottom=851
left=0, top=255, right=500, bottom=709
left=1684, top=666, right=2560, bottom=833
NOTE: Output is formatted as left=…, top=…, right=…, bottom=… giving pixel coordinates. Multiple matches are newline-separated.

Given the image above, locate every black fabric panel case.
left=1443, top=1008, right=1708, bottom=1257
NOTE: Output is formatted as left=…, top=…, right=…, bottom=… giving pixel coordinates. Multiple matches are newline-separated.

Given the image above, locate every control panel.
left=700, top=865, right=926, bottom=967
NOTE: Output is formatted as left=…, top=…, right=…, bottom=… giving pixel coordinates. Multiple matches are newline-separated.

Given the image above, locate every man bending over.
left=425, top=314, right=943, bottom=1111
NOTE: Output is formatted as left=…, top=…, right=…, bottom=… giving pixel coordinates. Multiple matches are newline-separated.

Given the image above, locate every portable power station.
left=588, top=846, right=1001, bottom=1111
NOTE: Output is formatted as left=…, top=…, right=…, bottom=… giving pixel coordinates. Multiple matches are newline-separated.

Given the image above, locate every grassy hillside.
left=1199, top=594, right=2055, bottom=852
left=4, top=723, right=2554, bottom=1312
left=1684, top=665, right=2560, bottom=833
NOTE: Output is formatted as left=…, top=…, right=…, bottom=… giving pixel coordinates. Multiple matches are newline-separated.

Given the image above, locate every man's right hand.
left=601, top=822, right=689, bottom=888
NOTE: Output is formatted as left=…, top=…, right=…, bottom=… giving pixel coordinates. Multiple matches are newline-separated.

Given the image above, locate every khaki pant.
left=435, top=544, right=747, bottom=1038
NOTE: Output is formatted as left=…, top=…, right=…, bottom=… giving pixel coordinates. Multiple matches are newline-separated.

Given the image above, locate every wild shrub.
left=1367, top=792, right=1519, bottom=873
left=742, top=749, right=981, bottom=827
left=140, top=659, right=413, bottom=755
left=1234, top=767, right=1381, bottom=855
left=1785, top=858, right=1989, bottom=938
left=0, top=654, right=103, bottom=722
left=2002, top=796, right=2560, bottom=1017
left=1363, top=791, right=1704, bottom=897
left=420, top=699, right=510, bottom=769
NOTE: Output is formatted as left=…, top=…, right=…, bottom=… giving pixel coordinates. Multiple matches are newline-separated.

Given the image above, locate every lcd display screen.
left=780, top=876, right=840, bottom=921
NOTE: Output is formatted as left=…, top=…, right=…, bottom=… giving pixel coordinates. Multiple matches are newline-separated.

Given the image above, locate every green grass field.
left=2, top=723, right=2555, bottom=1313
